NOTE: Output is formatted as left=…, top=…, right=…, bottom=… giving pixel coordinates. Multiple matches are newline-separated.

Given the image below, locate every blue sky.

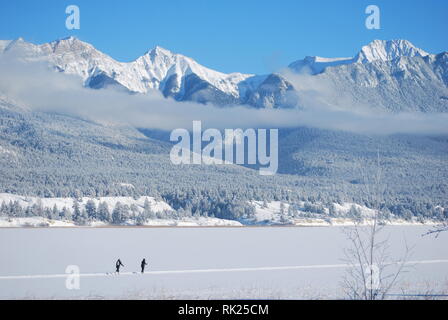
left=0, top=0, right=447, bottom=74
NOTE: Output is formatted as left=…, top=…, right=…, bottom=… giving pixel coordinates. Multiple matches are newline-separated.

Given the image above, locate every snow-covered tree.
left=60, top=206, right=72, bottom=221
left=85, top=200, right=97, bottom=220
left=112, top=202, right=126, bottom=224
left=97, top=202, right=110, bottom=222
left=73, top=200, right=88, bottom=225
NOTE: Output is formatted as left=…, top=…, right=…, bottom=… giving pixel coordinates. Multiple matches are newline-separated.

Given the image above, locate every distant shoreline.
left=0, top=219, right=439, bottom=229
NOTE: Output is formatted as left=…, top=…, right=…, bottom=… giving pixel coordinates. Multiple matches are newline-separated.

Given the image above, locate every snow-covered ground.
left=0, top=226, right=446, bottom=299
left=248, top=201, right=291, bottom=224
left=0, top=216, right=242, bottom=228
left=292, top=217, right=438, bottom=227
left=248, top=201, right=440, bottom=226
left=129, top=217, right=242, bottom=227
left=0, top=217, right=75, bottom=228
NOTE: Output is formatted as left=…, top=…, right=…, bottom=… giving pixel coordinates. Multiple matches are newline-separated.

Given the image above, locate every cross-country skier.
left=116, top=258, right=124, bottom=273
left=141, top=258, right=148, bottom=273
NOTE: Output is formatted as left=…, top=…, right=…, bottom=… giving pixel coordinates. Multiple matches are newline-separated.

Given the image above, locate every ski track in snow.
left=1, top=259, right=447, bottom=280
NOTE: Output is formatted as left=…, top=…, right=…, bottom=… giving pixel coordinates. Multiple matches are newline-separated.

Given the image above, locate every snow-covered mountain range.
left=1, top=37, right=447, bottom=111
left=0, top=37, right=260, bottom=104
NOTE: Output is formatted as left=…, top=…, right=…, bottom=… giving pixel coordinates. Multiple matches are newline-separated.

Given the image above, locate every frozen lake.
left=0, top=226, right=447, bottom=299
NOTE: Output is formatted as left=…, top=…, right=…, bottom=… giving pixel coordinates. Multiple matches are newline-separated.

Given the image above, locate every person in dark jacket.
left=116, top=259, right=124, bottom=273
left=141, top=258, right=148, bottom=273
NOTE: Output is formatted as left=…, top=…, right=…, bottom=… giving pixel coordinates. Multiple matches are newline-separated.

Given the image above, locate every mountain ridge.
left=1, top=37, right=447, bottom=111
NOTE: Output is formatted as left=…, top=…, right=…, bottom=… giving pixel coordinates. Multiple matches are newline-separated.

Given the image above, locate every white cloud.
left=0, top=57, right=447, bottom=135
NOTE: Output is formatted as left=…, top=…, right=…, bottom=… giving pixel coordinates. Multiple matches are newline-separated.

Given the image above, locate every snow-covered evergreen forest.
left=0, top=103, right=447, bottom=225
